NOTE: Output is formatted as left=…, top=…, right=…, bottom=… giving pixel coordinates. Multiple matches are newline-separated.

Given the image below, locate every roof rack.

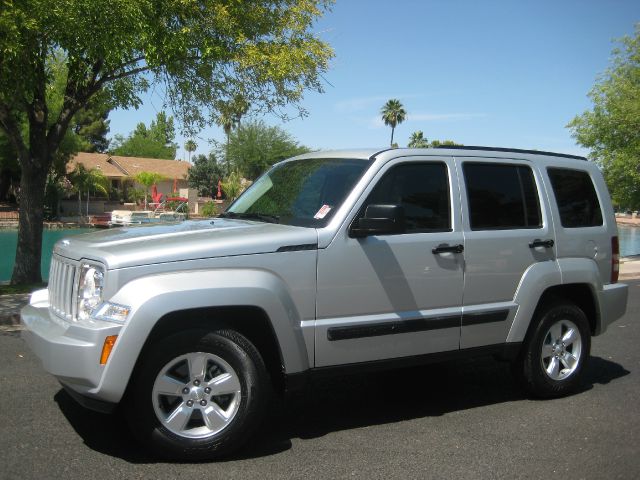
left=431, top=145, right=587, bottom=161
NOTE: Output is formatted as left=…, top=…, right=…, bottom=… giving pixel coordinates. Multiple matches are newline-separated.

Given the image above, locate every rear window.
left=463, top=163, right=542, bottom=230
left=547, top=168, right=603, bottom=228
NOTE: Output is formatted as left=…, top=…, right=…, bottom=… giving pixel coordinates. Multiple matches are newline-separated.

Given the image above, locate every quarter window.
left=362, top=163, right=451, bottom=233
left=463, top=163, right=542, bottom=230
left=547, top=168, right=603, bottom=228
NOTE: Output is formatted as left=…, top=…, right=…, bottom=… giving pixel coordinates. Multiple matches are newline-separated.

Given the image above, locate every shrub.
left=200, top=201, right=218, bottom=218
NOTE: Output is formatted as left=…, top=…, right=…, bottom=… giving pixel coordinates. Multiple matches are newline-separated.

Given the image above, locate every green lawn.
left=0, top=283, right=46, bottom=296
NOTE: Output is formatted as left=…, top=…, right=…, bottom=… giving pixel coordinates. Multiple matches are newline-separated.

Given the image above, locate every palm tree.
left=408, top=130, right=429, bottom=148
left=69, top=164, right=109, bottom=218
left=133, top=171, right=168, bottom=210
left=231, top=94, right=249, bottom=128
left=221, top=170, right=244, bottom=201
left=381, top=99, right=407, bottom=147
left=215, top=103, right=236, bottom=171
left=216, top=95, right=250, bottom=170
left=184, top=139, right=197, bottom=163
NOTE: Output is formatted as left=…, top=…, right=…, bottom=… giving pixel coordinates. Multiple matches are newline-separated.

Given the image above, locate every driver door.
left=315, top=158, right=464, bottom=367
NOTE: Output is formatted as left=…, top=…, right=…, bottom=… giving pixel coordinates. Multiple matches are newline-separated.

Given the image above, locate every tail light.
left=611, top=236, right=620, bottom=284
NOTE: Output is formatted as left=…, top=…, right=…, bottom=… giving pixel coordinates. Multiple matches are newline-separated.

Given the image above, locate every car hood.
left=53, top=219, right=318, bottom=269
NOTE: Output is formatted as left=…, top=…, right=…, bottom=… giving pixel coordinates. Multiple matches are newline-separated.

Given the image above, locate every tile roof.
left=68, top=152, right=190, bottom=180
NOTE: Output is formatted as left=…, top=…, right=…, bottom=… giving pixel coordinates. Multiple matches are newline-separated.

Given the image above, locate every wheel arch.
left=510, top=282, right=598, bottom=346
left=135, top=306, right=286, bottom=393
left=508, top=259, right=601, bottom=343
left=531, top=284, right=598, bottom=335
left=94, top=269, right=312, bottom=404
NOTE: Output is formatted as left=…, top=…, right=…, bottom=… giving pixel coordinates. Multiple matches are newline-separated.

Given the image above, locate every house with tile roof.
left=68, top=152, right=193, bottom=211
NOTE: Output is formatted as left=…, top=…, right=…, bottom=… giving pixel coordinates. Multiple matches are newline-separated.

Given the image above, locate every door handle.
left=432, top=244, right=464, bottom=254
left=529, top=239, right=554, bottom=249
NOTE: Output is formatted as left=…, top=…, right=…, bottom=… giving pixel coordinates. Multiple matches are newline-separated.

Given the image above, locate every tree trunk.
left=226, top=132, right=230, bottom=173
left=11, top=162, right=47, bottom=284
left=390, top=127, right=395, bottom=147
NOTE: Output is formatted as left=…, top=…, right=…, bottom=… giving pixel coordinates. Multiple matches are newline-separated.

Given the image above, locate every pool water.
left=617, top=225, right=640, bottom=258
left=0, top=229, right=91, bottom=282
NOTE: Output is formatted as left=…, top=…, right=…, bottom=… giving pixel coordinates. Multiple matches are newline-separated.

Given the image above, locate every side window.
left=463, top=163, right=542, bottom=230
left=362, top=162, right=451, bottom=233
left=547, top=168, right=603, bottom=228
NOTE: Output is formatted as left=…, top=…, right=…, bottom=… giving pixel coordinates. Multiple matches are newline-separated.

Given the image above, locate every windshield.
left=224, top=158, right=371, bottom=227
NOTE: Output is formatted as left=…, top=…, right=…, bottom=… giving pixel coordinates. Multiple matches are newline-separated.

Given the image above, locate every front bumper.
left=21, top=290, right=122, bottom=409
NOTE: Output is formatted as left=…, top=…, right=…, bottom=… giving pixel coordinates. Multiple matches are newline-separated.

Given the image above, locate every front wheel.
left=513, top=301, right=591, bottom=398
left=125, top=329, right=269, bottom=460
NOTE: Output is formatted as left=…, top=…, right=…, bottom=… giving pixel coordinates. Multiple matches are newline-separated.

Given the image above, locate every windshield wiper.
left=219, top=211, right=280, bottom=224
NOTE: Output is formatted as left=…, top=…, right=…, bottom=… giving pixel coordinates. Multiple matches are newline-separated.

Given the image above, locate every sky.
left=108, top=0, right=640, bottom=161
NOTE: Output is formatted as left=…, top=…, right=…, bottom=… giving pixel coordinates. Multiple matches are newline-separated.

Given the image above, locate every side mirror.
left=349, top=204, right=405, bottom=238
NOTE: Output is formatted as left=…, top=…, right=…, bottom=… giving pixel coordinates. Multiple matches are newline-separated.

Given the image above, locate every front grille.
left=49, top=255, right=77, bottom=321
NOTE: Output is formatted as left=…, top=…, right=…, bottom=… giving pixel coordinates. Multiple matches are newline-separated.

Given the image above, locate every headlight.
left=77, top=263, right=104, bottom=321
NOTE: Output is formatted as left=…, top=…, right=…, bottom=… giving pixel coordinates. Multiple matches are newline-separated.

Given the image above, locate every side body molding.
left=95, top=269, right=310, bottom=403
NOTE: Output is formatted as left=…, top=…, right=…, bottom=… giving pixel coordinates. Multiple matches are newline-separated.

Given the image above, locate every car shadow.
left=54, top=354, right=629, bottom=463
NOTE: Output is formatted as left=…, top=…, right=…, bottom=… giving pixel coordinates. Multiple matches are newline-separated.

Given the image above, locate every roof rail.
left=431, top=145, right=587, bottom=161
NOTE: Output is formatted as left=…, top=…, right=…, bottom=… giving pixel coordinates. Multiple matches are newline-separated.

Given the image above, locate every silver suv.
left=22, top=146, right=628, bottom=460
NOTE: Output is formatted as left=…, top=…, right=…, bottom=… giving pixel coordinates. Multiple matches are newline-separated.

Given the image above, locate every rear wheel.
left=513, top=301, right=591, bottom=398
left=125, top=328, right=269, bottom=460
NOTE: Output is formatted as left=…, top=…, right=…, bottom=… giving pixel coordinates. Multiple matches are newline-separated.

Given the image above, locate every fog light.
left=100, top=335, right=118, bottom=365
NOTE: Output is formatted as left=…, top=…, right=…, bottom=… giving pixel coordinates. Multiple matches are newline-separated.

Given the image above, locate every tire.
left=124, top=328, right=269, bottom=460
left=513, top=301, right=591, bottom=398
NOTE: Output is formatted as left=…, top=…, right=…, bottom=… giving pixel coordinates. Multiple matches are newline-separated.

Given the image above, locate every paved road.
left=1, top=281, right=639, bottom=479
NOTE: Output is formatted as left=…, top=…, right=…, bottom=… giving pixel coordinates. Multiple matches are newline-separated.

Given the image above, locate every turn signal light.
left=100, top=335, right=118, bottom=365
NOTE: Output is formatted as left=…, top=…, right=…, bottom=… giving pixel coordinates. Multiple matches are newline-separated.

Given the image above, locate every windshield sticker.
left=314, top=205, right=332, bottom=219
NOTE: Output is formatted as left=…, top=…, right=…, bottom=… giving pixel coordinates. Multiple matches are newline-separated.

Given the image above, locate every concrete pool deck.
left=620, top=256, right=640, bottom=280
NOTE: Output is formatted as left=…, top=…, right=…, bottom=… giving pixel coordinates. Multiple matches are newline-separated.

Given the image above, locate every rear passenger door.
left=457, top=159, right=555, bottom=349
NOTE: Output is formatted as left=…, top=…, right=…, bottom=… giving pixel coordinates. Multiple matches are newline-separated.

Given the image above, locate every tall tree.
left=381, top=99, right=407, bottom=147
left=568, top=24, right=640, bottom=209
left=0, top=55, right=109, bottom=201
left=216, top=107, right=235, bottom=170
left=215, top=94, right=250, bottom=168
left=184, top=139, right=197, bottom=163
left=112, top=112, right=178, bottom=159
left=231, top=95, right=250, bottom=128
left=0, top=0, right=333, bottom=284
left=225, top=120, right=310, bottom=180
left=188, top=152, right=223, bottom=197
left=0, top=129, right=20, bottom=201
left=72, top=95, right=111, bottom=152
